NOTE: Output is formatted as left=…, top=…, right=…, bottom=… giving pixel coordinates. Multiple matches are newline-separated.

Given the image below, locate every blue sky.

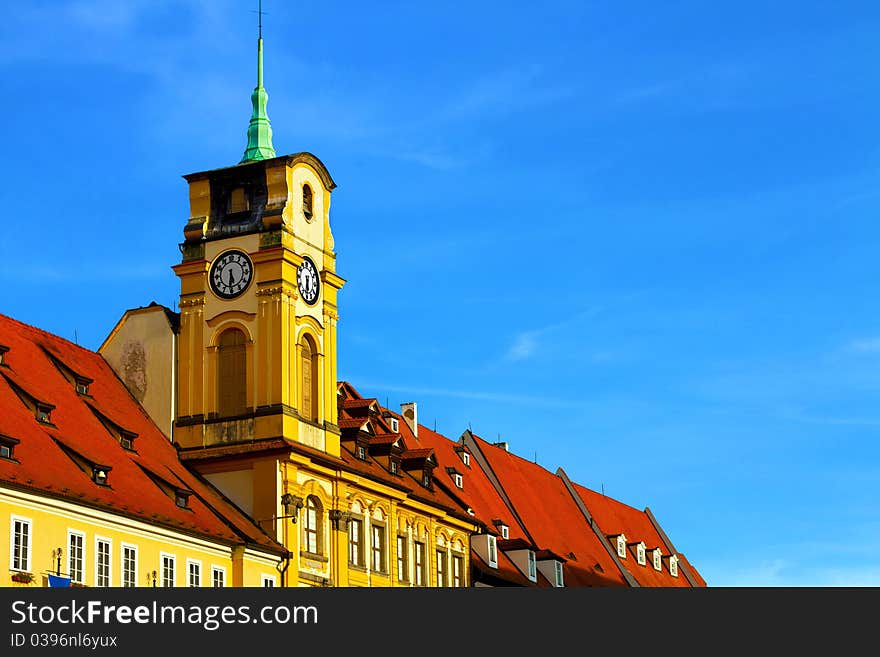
left=2, top=1, right=880, bottom=586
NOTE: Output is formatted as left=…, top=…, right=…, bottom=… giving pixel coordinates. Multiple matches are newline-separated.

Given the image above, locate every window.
left=637, top=543, right=646, bottom=566
left=175, top=491, right=190, bottom=509
left=500, top=524, right=509, bottom=540
left=262, top=575, right=276, bottom=587
left=357, top=445, right=366, bottom=460
left=302, top=184, right=313, bottom=220
left=92, top=466, right=109, bottom=486
left=0, top=345, right=7, bottom=366
left=554, top=561, right=564, bottom=587
left=217, top=328, right=247, bottom=417
left=122, top=545, right=137, bottom=588
left=120, top=435, right=134, bottom=451
left=303, top=496, right=322, bottom=555
left=228, top=186, right=249, bottom=214
left=453, top=473, right=463, bottom=489
left=36, top=405, right=52, bottom=424
left=188, top=560, right=201, bottom=587
left=348, top=517, right=363, bottom=567
left=95, top=538, right=111, bottom=587
left=0, top=444, right=11, bottom=459
left=68, top=531, right=85, bottom=584
left=670, top=556, right=679, bottom=577
left=653, top=549, right=662, bottom=571
left=414, top=541, right=426, bottom=586
left=487, top=535, right=497, bottom=568
left=461, top=452, right=471, bottom=467
left=212, top=567, right=226, bottom=588
left=75, top=379, right=89, bottom=395
left=300, top=335, right=319, bottom=422
left=422, top=473, right=431, bottom=488
left=389, top=418, right=399, bottom=433
left=0, top=435, right=19, bottom=461
left=390, top=460, right=399, bottom=475
left=372, top=524, right=386, bottom=573
left=161, top=554, right=176, bottom=587
left=527, top=550, right=537, bottom=581
left=436, top=550, right=447, bottom=587
left=452, top=554, right=464, bottom=587
left=10, top=517, right=31, bottom=572
left=617, top=535, right=626, bottom=559
left=396, top=536, right=408, bottom=582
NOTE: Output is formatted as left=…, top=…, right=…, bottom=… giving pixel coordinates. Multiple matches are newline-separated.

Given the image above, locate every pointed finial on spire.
left=241, top=0, right=276, bottom=163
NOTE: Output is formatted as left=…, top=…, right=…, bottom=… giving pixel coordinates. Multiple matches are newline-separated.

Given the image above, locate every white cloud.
left=848, top=337, right=880, bottom=354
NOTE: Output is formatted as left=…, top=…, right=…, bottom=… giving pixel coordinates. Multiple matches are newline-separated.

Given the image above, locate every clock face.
left=209, top=250, right=253, bottom=300
left=297, top=256, right=320, bottom=305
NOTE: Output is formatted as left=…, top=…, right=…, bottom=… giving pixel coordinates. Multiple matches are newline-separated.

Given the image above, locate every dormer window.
left=36, top=404, right=53, bottom=424
left=487, top=535, right=497, bottom=568
left=75, top=378, right=90, bottom=395
left=302, top=184, right=313, bottom=221
left=0, top=435, right=19, bottom=460
left=389, top=417, right=399, bottom=433
left=357, top=445, right=366, bottom=460
left=461, top=451, right=470, bottom=467
left=669, top=555, right=679, bottom=577
left=422, top=472, right=431, bottom=488
left=653, top=548, right=662, bottom=571
left=554, top=561, right=564, bottom=587
left=119, top=433, right=135, bottom=451
left=390, top=460, right=399, bottom=475
left=500, top=524, right=509, bottom=540
left=0, top=344, right=9, bottom=366
left=453, top=473, right=463, bottom=488
left=616, top=534, right=627, bottom=559
left=92, top=466, right=110, bottom=486
left=527, top=550, right=537, bottom=581
left=636, top=542, right=646, bottom=566
left=175, top=491, right=191, bottom=509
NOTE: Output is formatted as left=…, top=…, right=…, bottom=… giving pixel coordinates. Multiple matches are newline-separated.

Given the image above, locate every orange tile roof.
left=0, top=313, right=285, bottom=556
left=573, top=482, right=699, bottom=587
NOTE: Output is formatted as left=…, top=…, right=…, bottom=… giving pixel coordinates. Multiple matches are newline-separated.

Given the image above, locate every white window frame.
left=396, top=535, right=408, bottom=582
left=414, top=541, right=426, bottom=586
left=670, top=555, right=679, bottom=577
left=10, top=515, right=32, bottom=573
left=121, top=543, right=138, bottom=588
left=617, top=535, right=626, bottom=559
left=94, top=536, right=112, bottom=587
left=262, top=574, right=276, bottom=587
left=187, top=559, right=202, bottom=587
left=371, top=524, right=386, bottom=573
left=212, top=566, right=226, bottom=588
left=637, top=542, right=646, bottom=566
left=68, top=530, right=85, bottom=584
left=500, top=524, right=509, bottom=540
left=653, top=549, right=662, bottom=571
left=487, top=535, right=498, bottom=568
left=452, top=553, right=464, bottom=587
left=527, top=550, right=537, bottom=581
left=390, top=418, right=399, bottom=433
left=349, top=517, right=363, bottom=567
left=436, top=549, right=447, bottom=587
left=161, top=553, right=176, bottom=588
left=554, top=560, right=564, bottom=587
left=461, top=451, right=470, bottom=467
left=453, top=473, right=463, bottom=489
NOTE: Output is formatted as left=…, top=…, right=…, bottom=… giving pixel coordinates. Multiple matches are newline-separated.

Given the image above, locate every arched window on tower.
left=300, top=335, right=319, bottom=422
left=217, top=328, right=247, bottom=417
left=302, top=184, right=313, bottom=221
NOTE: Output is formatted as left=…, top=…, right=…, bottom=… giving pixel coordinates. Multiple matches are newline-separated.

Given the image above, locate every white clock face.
left=297, top=256, right=319, bottom=305
left=209, top=250, right=253, bottom=299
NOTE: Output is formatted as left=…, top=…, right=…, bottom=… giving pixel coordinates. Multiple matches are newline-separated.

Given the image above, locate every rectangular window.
left=161, top=554, right=176, bottom=587
left=462, top=452, right=471, bottom=467
left=453, top=473, right=463, bottom=488
left=452, top=555, right=464, bottom=587
left=262, top=575, right=276, bottom=587
left=554, top=560, right=564, bottom=587
left=122, top=545, right=137, bottom=588
left=304, top=502, right=319, bottom=554
left=436, top=550, right=447, bottom=587
left=414, top=541, right=426, bottom=587
left=68, top=531, right=85, bottom=584
left=372, top=524, right=386, bottom=573
left=11, top=517, right=31, bottom=572
left=670, top=557, right=679, bottom=577
left=357, top=445, right=366, bottom=460
left=188, top=560, right=201, bottom=587
left=212, top=567, right=226, bottom=588
left=488, top=535, right=497, bottom=567
left=95, top=538, right=111, bottom=587
left=527, top=550, right=537, bottom=580
left=396, top=535, right=408, bottom=582
left=0, top=445, right=12, bottom=459
left=348, top=518, right=363, bottom=567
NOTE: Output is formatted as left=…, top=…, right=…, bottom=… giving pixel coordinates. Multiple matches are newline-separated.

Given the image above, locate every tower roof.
left=240, top=4, right=276, bottom=163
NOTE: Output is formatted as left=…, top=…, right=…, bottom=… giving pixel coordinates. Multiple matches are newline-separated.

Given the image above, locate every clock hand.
left=228, top=268, right=235, bottom=287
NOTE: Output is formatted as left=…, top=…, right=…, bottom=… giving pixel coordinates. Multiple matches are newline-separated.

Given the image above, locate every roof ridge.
left=0, top=311, right=95, bottom=355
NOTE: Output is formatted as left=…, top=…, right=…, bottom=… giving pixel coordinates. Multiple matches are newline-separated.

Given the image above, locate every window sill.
left=300, top=551, right=328, bottom=563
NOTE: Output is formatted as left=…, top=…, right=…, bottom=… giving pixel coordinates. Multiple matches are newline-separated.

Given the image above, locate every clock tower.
left=171, top=28, right=345, bottom=459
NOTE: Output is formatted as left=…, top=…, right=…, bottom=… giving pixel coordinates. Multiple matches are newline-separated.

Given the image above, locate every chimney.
left=400, top=402, right=417, bottom=438
left=493, top=441, right=509, bottom=452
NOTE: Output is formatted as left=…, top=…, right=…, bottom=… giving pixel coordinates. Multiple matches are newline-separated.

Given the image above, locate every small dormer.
left=609, top=533, right=627, bottom=559
left=36, top=402, right=54, bottom=424
left=175, top=489, right=192, bottom=509
left=389, top=417, right=399, bottom=433
left=668, top=554, right=679, bottom=577
left=499, top=538, right=538, bottom=582
left=0, top=434, right=20, bottom=461
left=0, top=344, right=9, bottom=367
left=446, top=466, right=463, bottom=489
left=401, top=449, right=436, bottom=489
left=454, top=444, right=471, bottom=467
left=74, top=376, right=92, bottom=396
left=652, top=547, right=663, bottom=571
left=633, top=541, right=646, bottom=566
left=535, top=549, right=567, bottom=587
left=472, top=534, right=498, bottom=569
left=92, top=464, right=112, bottom=486
left=492, top=519, right=510, bottom=540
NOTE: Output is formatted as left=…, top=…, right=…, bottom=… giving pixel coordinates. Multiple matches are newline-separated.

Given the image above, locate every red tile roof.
left=572, top=483, right=700, bottom=587
left=0, top=312, right=285, bottom=556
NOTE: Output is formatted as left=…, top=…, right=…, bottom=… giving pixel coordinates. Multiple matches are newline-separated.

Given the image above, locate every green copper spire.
left=240, top=6, right=275, bottom=163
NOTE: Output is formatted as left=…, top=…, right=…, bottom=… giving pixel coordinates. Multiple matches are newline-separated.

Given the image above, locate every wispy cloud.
left=848, top=337, right=880, bottom=354
left=504, top=307, right=603, bottom=362
left=347, top=380, right=570, bottom=409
